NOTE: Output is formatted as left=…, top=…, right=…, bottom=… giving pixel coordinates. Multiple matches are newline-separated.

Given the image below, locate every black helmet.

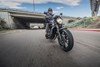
left=48, top=8, right=53, bottom=12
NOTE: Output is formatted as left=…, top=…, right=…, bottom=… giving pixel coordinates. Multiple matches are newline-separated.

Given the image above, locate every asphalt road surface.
left=0, top=30, right=100, bottom=67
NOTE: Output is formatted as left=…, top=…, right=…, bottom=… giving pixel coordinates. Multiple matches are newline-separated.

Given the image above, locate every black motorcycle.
left=44, top=13, right=74, bottom=52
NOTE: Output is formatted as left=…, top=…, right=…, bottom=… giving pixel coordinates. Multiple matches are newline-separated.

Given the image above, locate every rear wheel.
left=58, top=30, right=74, bottom=52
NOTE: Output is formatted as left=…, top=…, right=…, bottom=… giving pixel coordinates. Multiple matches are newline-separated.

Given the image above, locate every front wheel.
left=58, top=30, right=74, bottom=52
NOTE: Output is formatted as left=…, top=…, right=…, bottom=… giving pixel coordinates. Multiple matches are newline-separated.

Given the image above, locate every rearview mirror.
left=60, top=13, right=63, bottom=16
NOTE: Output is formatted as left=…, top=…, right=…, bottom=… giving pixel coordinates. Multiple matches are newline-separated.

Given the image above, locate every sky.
left=0, top=0, right=100, bottom=17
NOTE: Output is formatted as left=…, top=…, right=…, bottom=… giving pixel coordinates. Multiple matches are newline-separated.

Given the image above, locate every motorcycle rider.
left=44, top=8, right=53, bottom=37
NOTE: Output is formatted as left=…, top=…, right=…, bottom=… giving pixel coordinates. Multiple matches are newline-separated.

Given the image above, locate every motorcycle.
left=44, top=12, right=74, bottom=52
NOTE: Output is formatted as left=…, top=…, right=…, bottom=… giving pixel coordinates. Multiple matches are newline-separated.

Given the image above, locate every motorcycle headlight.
left=56, top=18, right=63, bottom=24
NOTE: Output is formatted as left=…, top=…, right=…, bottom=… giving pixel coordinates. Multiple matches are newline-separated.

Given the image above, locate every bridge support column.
left=0, top=12, right=16, bottom=29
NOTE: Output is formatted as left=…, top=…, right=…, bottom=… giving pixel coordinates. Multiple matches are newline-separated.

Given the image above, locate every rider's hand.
left=44, top=12, right=47, bottom=14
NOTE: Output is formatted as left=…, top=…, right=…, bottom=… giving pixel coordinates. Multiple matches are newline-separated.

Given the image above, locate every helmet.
left=48, top=8, right=53, bottom=12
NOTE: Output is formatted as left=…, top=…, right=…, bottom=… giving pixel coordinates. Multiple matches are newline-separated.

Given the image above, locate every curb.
left=70, top=28, right=100, bottom=32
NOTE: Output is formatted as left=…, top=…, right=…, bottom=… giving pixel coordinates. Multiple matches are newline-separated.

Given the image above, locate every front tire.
left=58, top=30, right=74, bottom=52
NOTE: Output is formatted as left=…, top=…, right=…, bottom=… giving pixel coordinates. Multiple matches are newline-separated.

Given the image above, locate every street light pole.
left=33, top=0, right=35, bottom=12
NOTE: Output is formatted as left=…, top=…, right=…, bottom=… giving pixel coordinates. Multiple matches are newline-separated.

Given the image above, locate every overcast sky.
left=0, top=0, right=100, bottom=17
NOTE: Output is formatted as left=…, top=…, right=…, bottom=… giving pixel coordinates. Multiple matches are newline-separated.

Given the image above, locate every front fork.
left=56, top=25, right=64, bottom=44
left=56, top=25, right=61, bottom=39
left=57, top=25, right=66, bottom=46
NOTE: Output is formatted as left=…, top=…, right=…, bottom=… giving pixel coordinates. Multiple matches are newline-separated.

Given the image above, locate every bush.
left=77, top=17, right=81, bottom=20
left=64, top=25, right=68, bottom=28
left=68, top=20, right=75, bottom=23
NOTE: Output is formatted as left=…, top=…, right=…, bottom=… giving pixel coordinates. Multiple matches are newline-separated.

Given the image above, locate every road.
left=0, top=30, right=100, bottom=67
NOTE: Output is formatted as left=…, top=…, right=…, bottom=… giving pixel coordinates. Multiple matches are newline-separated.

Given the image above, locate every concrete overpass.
left=0, top=8, right=45, bottom=29
left=0, top=8, right=77, bottom=29
left=90, top=0, right=100, bottom=16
